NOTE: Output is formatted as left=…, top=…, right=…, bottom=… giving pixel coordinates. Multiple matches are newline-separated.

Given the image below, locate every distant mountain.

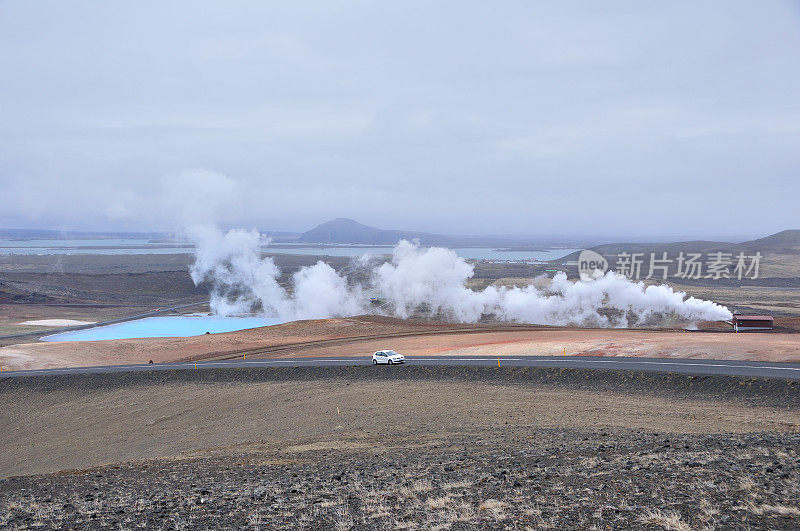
left=298, top=218, right=456, bottom=246
left=565, top=229, right=800, bottom=259
left=558, top=228, right=800, bottom=266
left=297, top=218, right=553, bottom=247
left=738, top=229, right=800, bottom=252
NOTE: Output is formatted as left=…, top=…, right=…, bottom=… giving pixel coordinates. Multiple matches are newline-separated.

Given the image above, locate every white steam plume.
left=372, top=241, right=731, bottom=325
left=188, top=225, right=290, bottom=317
left=188, top=225, right=365, bottom=319
left=495, top=271, right=731, bottom=327
left=189, top=230, right=732, bottom=326
left=373, top=239, right=498, bottom=321
left=290, top=262, right=365, bottom=320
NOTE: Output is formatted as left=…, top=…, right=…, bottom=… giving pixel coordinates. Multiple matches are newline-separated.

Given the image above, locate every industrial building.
left=732, top=314, right=774, bottom=332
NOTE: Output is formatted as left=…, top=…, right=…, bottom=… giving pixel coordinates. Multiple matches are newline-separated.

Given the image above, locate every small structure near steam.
left=731, top=313, right=774, bottom=332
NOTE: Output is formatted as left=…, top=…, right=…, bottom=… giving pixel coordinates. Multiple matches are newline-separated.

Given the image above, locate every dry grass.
left=698, top=498, right=719, bottom=523
left=578, top=455, right=603, bottom=469
left=425, top=495, right=453, bottom=510
left=333, top=503, right=353, bottom=531
left=441, top=479, right=473, bottom=490
left=745, top=503, right=800, bottom=517
left=637, top=508, right=692, bottom=531
left=448, top=502, right=476, bottom=522
left=737, top=475, right=756, bottom=492
left=366, top=503, right=392, bottom=519
left=478, top=499, right=508, bottom=520
left=246, top=511, right=263, bottom=529
left=411, top=479, right=433, bottom=493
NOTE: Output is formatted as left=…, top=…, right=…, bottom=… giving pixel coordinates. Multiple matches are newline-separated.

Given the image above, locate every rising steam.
left=188, top=225, right=364, bottom=320
left=188, top=226, right=732, bottom=326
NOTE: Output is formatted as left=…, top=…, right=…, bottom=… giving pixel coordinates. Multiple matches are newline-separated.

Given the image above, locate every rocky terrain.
left=1, top=428, right=798, bottom=529
left=1, top=367, right=799, bottom=529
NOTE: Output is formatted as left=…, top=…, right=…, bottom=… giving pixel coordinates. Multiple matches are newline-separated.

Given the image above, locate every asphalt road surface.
left=2, top=356, right=800, bottom=380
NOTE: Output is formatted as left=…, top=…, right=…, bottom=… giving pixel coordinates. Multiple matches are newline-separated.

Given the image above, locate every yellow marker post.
left=564, top=347, right=566, bottom=357
left=194, top=363, right=197, bottom=369
left=244, top=353, right=246, bottom=360
left=497, top=357, right=500, bottom=367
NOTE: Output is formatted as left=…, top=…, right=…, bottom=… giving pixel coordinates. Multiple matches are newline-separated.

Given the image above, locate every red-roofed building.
left=732, top=314, right=774, bottom=331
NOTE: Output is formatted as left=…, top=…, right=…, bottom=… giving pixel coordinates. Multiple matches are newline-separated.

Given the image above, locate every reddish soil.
left=2, top=316, right=799, bottom=371
left=283, top=328, right=800, bottom=363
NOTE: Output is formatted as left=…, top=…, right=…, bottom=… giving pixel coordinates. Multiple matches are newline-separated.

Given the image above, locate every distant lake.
left=266, top=246, right=578, bottom=261
left=0, top=238, right=576, bottom=262
left=0, top=239, right=193, bottom=255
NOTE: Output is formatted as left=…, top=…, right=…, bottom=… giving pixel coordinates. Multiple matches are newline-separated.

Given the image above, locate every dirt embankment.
left=2, top=366, right=799, bottom=477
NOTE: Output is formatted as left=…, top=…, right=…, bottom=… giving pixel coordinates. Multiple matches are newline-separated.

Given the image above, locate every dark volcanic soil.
left=1, top=367, right=799, bottom=528
left=1, top=430, right=798, bottom=529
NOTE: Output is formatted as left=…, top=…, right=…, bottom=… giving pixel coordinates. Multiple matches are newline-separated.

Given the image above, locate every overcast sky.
left=1, top=1, right=799, bottom=241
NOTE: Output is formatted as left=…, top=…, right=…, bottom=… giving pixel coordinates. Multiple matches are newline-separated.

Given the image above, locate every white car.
left=372, top=350, right=405, bottom=365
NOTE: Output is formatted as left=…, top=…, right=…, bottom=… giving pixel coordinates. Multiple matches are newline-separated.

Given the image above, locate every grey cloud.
left=1, top=1, right=798, bottom=240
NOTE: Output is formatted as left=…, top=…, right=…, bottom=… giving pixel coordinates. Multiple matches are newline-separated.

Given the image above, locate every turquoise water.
left=41, top=316, right=284, bottom=342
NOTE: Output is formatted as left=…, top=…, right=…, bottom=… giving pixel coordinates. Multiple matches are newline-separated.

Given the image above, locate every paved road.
left=2, top=356, right=800, bottom=380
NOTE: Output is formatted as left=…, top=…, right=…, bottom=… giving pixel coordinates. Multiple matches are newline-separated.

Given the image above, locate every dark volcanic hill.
left=557, top=228, right=800, bottom=281
left=739, top=229, right=800, bottom=252
left=297, top=218, right=439, bottom=245
left=297, top=218, right=542, bottom=247
left=562, top=229, right=800, bottom=260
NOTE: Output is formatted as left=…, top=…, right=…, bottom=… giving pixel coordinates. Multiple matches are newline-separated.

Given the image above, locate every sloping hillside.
left=297, top=218, right=517, bottom=246
left=297, top=218, right=434, bottom=245
left=739, top=229, right=800, bottom=252
left=560, top=229, right=800, bottom=262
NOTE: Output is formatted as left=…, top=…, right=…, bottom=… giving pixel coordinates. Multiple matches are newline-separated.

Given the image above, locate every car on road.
left=372, top=350, right=405, bottom=365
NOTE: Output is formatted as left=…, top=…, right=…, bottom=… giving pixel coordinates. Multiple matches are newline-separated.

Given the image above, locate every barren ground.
left=3, top=249, right=800, bottom=372
left=1, top=367, right=798, bottom=529
left=0, top=304, right=144, bottom=338
left=2, top=315, right=799, bottom=371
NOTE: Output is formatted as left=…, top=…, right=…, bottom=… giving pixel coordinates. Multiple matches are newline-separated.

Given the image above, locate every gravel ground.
left=1, top=429, right=798, bottom=529
left=1, top=367, right=799, bottom=529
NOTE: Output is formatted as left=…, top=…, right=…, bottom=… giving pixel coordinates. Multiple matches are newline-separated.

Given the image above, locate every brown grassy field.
left=9, top=373, right=798, bottom=477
